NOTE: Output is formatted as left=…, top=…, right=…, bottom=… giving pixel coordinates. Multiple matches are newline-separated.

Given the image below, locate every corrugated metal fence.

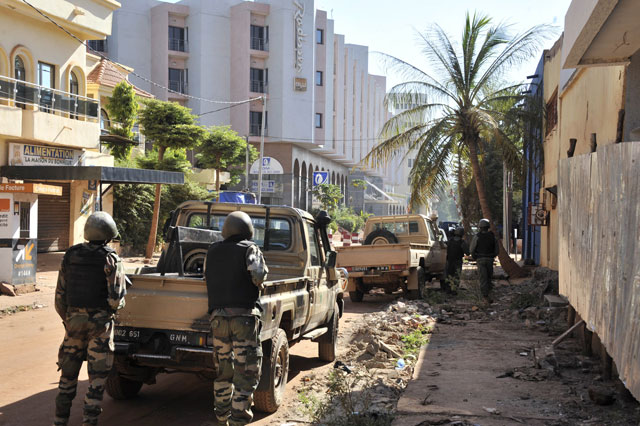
left=558, top=142, right=640, bottom=399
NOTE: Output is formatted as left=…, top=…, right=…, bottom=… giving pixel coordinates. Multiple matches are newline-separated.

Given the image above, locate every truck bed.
left=336, top=243, right=429, bottom=275
left=118, top=273, right=309, bottom=336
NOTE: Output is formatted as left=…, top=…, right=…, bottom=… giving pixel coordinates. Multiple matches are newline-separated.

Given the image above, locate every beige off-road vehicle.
left=336, top=214, right=447, bottom=302
left=107, top=201, right=346, bottom=413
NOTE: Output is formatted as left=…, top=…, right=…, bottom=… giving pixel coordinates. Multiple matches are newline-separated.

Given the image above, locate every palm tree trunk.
left=145, top=146, right=165, bottom=260
left=468, top=141, right=525, bottom=278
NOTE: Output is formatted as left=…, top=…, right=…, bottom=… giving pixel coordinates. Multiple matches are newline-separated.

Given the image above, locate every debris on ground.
left=0, top=302, right=47, bottom=317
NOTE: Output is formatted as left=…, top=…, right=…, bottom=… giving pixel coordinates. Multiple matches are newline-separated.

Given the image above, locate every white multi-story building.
left=103, top=0, right=408, bottom=211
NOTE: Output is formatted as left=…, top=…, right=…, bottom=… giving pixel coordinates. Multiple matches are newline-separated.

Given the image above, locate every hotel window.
left=168, top=68, right=187, bottom=94
left=250, top=111, right=267, bottom=136
left=315, top=113, right=323, bottom=128
left=250, top=68, right=267, bottom=93
left=250, top=25, right=269, bottom=51
left=316, top=28, right=324, bottom=44
left=316, top=71, right=323, bottom=86
left=168, top=26, right=188, bottom=52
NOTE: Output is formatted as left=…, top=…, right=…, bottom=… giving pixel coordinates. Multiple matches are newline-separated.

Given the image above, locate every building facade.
left=104, top=0, right=409, bottom=212
left=0, top=0, right=120, bottom=257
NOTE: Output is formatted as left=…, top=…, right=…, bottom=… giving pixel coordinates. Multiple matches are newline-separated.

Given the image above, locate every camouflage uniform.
left=470, top=230, right=499, bottom=299
left=207, top=244, right=268, bottom=426
left=54, top=244, right=126, bottom=426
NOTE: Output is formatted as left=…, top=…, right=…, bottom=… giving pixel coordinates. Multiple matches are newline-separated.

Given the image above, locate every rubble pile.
left=297, top=299, right=437, bottom=421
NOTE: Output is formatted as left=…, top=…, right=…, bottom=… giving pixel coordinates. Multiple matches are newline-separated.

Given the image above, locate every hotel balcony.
left=0, top=75, right=100, bottom=149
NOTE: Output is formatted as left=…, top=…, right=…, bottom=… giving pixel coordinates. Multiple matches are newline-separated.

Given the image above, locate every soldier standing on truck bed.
left=54, top=212, right=126, bottom=426
left=470, top=218, right=499, bottom=304
left=205, top=211, right=269, bottom=426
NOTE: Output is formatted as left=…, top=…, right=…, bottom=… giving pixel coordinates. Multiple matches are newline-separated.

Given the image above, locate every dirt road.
left=0, top=292, right=394, bottom=426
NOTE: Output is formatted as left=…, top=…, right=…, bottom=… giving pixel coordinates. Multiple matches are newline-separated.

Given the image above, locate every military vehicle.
left=107, top=201, right=346, bottom=413
left=337, top=214, right=447, bottom=301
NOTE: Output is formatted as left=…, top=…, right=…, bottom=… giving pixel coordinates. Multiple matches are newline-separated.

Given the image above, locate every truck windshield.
left=186, top=213, right=292, bottom=250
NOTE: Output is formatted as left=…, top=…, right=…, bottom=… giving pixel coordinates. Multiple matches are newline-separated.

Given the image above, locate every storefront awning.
left=0, top=166, right=184, bottom=185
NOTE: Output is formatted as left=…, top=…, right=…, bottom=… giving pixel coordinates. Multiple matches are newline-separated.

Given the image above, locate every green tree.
left=196, top=126, right=257, bottom=198
left=312, top=183, right=343, bottom=211
left=138, top=99, right=206, bottom=259
left=105, top=81, right=139, bottom=160
left=364, top=12, right=551, bottom=278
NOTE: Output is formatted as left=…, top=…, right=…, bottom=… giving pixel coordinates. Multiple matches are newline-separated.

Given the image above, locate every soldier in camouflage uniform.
left=54, top=212, right=126, bottom=426
left=205, top=211, right=268, bottom=426
left=470, top=219, right=499, bottom=303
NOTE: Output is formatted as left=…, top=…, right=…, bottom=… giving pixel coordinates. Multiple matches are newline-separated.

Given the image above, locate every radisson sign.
left=293, top=0, right=306, bottom=73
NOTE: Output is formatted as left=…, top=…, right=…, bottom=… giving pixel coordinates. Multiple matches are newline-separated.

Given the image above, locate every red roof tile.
left=87, top=59, right=154, bottom=98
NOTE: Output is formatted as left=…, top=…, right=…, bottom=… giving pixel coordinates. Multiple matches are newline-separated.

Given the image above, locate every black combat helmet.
left=479, top=218, right=490, bottom=229
left=222, top=211, right=254, bottom=240
left=84, top=211, right=118, bottom=242
left=454, top=227, right=464, bottom=237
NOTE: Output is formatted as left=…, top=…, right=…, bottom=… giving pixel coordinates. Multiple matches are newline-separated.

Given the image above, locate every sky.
left=164, top=0, right=571, bottom=89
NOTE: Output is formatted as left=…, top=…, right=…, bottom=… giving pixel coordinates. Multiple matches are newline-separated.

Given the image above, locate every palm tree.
left=364, top=12, right=552, bottom=278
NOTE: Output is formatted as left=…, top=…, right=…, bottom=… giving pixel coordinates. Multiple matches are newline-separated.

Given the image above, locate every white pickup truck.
left=336, top=214, right=447, bottom=302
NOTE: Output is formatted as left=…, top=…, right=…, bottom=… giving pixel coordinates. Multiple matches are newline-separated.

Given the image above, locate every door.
left=36, top=182, right=70, bottom=252
left=305, top=221, right=329, bottom=330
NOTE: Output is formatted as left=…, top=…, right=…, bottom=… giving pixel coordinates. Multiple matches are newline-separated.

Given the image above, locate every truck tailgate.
left=336, top=243, right=428, bottom=271
left=118, top=274, right=209, bottom=331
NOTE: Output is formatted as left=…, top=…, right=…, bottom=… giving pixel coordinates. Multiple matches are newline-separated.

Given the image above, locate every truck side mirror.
left=325, top=250, right=337, bottom=269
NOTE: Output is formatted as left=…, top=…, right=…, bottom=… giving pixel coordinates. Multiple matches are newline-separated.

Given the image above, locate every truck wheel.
left=105, top=370, right=143, bottom=400
left=318, top=302, right=339, bottom=362
left=183, top=249, right=207, bottom=274
left=255, top=328, right=289, bottom=413
left=363, top=229, right=398, bottom=245
left=349, top=289, right=364, bottom=302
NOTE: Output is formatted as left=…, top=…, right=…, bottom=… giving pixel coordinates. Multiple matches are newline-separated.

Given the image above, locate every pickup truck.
left=107, top=201, right=347, bottom=413
left=336, top=214, right=447, bottom=302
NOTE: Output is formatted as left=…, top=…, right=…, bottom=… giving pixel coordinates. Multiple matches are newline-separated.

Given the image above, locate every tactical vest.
left=447, top=237, right=465, bottom=260
left=474, top=232, right=496, bottom=258
left=205, top=239, right=258, bottom=311
left=64, top=243, right=114, bottom=309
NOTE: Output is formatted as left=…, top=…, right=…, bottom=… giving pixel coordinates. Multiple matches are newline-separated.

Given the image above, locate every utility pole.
left=257, top=95, right=267, bottom=204
left=245, top=135, right=249, bottom=190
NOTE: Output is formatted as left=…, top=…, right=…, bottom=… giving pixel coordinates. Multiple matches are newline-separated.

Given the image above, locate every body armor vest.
left=447, top=237, right=465, bottom=260
left=475, top=232, right=497, bottom=258
left=205, top=239, right=258, bottom=312
left=64, top=243, right=114, bottom=309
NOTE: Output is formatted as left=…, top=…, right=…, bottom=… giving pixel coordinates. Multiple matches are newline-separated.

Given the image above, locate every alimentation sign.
left=9, top=142, right=82, bottom=166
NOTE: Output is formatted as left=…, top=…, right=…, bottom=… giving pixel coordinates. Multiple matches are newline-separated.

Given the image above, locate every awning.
left=0, top=165, right=184, bottom=185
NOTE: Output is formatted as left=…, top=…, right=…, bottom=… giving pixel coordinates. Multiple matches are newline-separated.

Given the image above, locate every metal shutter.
left=35, top=182, right=70, bottom=252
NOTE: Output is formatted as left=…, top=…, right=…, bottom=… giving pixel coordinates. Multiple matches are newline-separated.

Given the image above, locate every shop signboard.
left=9, top=142, right=82, bottom=167
left=251, top=180, right=277, bottom=193
left=312, top=171, right=329, bottom=186
left=12, top=239, right=37, bottom=285
left=250, top=157, right=284, bottom=175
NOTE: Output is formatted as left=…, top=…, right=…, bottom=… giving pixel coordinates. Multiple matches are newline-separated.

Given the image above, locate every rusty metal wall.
left=558, top=142, right=640, bottom=399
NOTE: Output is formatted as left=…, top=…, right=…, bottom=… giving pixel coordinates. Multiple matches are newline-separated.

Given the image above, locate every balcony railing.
left=0, top=74, right=99, bottom=120
left=250, top=80, right=267, bottom=93
left=169, top=38, right=188, bottom=52
left=250, top=37, right=269, bottom=51
left=168, top=79, right=188, bottom=95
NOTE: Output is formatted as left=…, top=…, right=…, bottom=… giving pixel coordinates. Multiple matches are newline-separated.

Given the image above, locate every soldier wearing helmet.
left=470, top=219, right=499, bottom=303
left=205, top=210, right=269, bottom=426
left=54, top=211, right=126, bottom=426
left=443, top=226, right=469, bottom=294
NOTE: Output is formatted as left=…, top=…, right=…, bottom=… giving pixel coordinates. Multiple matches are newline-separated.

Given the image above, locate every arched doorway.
left=293, top=159, right=300, bottom=208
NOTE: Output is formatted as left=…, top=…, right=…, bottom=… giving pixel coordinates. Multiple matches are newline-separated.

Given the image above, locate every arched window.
left=100, top=108, right=110, bottom=132
left=69, top=71, right=79, bottom=94
left=14, top=56, right=25, bottom=80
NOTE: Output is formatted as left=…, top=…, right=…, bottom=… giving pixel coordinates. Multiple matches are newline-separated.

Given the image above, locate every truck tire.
left=417, top=266, right=428, bottom=299
left=349, top=289, right=364, bottom=302
left=363, top=229, right=398, bottom=245
left=255, top=328, right=289, bottom=413
left=105, top=370, right=143, bottom=400
left=318, top=302, right=339, bottom=362
left=183, top=249, right=207, bottom=274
